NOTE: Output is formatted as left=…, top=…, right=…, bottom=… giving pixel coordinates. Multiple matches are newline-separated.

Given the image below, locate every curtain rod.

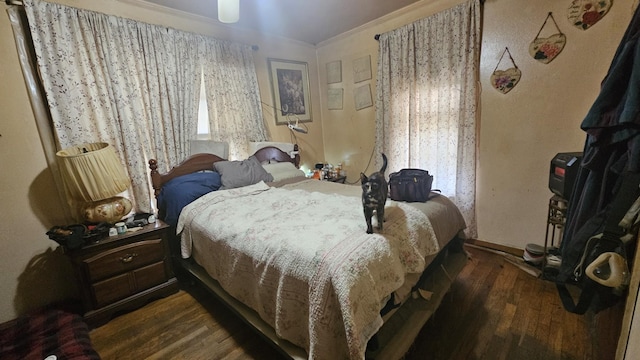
left=5, top=0, right=258, bottom=51
left=374, top=0, right=484, bottom=41
left=5, top=0, right=259, bottom=51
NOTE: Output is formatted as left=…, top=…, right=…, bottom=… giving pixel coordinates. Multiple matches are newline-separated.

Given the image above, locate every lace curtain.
left=375, top=0, right=481, bottom=237
left=23, top=0, right=267, bottom=213
left=198, top=37, right=269, bottom=160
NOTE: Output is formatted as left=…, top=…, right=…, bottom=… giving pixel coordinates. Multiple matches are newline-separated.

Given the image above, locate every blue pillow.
left=157, top=171, right=222, bottom=227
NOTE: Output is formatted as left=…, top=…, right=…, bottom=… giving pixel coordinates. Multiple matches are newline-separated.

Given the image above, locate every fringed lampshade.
left=56, top=142, right=132, bottom=224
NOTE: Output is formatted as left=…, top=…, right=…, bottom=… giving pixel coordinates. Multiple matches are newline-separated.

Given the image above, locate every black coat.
left=560, top=5, right=640, bottom=283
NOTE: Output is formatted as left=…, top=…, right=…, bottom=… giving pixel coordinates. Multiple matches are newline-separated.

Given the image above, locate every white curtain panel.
left=375, top=0, right=480, bottom=237
left=24, top=0, right=266, bottom=213
left=199, top=37, right=268, bottom=160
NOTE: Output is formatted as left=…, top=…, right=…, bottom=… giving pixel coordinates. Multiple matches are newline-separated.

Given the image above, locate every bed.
left=148, top=144, right=468, bottom=360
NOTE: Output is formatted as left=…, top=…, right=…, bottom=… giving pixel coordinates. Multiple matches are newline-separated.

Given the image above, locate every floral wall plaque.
left=568, top=0, right=612, bottom=30
left=529, top=12, right=566, bottom=64
left=490, top=47, right=521, bottom=94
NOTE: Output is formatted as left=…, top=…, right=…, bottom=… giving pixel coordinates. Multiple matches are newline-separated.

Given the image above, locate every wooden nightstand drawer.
left=92, top=261, right=167, bottom=308
left=92, top=272, right=130, bottom=308
left=133, top=261, right=168, bottom=289
left=84, top=239, right=164, bottom=282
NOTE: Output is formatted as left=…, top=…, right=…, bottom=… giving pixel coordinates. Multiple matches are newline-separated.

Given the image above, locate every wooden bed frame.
left=148, top=145, right=467, bottom=359
left=149, top=145, right=300, bottom=196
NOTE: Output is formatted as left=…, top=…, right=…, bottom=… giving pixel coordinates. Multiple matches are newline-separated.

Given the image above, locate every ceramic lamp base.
left=82, top=196, right=132, bottom=224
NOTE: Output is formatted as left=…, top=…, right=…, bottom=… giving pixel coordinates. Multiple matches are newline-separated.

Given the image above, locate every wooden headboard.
left=252, top=144, right=300, bottom=168
left=148, top=144, right=300, bottom=196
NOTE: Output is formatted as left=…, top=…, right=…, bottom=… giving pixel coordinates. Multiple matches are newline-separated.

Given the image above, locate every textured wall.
left=317, top=0, right=634, bottom=250
left=477, top=0, right=633, bottom=249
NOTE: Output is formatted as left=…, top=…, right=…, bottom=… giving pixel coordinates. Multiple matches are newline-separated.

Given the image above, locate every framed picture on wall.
left=268, top=58, right=312, bottom=124
left=328, top=88, right=343, bottom=110
left=353, top=55, right=372, bottom=83
left=326, top=60, right=342, bottom=84
left=354, top=84, right=373, bottom=110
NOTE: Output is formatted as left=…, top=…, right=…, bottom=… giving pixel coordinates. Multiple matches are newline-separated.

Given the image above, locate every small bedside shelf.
left=323, top=175, right=347, bottom=184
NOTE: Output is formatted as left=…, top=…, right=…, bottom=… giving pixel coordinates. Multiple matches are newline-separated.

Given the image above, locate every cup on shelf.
left=115, top=222, right=127, bottom=235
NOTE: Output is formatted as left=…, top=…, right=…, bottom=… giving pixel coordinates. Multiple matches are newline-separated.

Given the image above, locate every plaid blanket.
left=0, top=308, right=100, bottom=360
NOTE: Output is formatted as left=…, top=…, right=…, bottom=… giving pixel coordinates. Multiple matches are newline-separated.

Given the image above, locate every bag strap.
left=557, top=277, right=598, bottom=314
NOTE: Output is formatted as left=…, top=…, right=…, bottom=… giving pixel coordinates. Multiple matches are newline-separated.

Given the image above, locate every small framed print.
left=328, top=88, right=343, bottom=110
left=354, top=84, right=372, bottom=110
left=353, top=55, right=372, bottom=83
left=268, top=58, right=312, bottom=124
left=326, top=60, right=342, bottom=84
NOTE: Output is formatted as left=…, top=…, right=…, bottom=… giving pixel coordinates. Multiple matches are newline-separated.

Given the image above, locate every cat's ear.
left=360, top=173, right=368, bottom=182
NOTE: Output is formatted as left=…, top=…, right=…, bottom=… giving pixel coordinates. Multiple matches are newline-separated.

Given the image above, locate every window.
left=196, top=71, right=210, bottom=140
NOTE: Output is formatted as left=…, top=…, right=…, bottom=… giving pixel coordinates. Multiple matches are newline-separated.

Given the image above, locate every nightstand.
left=65, top=220, right=178, bottom=328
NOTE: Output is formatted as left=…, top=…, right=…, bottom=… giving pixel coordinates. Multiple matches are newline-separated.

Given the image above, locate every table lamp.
left=56, top=142, right=132, bottom=224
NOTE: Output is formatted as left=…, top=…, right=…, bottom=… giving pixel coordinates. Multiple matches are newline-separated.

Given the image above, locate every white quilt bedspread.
left=177, top=182, right=440, bottom=359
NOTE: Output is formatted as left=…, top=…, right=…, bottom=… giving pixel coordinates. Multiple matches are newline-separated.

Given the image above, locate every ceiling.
left=143, top=0, right=420, bottom=45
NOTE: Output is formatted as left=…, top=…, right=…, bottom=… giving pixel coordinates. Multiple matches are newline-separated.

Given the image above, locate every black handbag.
left=388, top=168, right=434, bottom=202
left=46, top=222, right=110, bottom=250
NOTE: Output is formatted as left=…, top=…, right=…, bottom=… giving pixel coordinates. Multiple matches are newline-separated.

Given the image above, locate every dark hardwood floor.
left=89, top=246, right=623, bottom=359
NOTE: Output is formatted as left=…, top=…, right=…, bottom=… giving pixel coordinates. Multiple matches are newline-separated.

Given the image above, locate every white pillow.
left=262, top=162, right=306, bottom=182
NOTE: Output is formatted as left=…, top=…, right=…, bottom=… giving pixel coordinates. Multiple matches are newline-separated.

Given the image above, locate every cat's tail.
left=380, top=153, right=388, bottom=173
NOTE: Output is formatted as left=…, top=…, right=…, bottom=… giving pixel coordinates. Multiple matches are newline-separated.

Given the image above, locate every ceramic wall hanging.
left=530, top=12, right=566, bottom=64
left=568, top=0, right=612, bottom=30
left=490, top=47, right=521, bottom=94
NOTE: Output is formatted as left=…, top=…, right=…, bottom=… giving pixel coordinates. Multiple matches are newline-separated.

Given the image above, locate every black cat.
left=360, top=154, right=388, bottom=234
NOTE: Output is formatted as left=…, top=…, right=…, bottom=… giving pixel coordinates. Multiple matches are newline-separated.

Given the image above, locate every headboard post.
left=149, top=159, right=161, bottom=196
left=293, top=144, right=300, bottom=168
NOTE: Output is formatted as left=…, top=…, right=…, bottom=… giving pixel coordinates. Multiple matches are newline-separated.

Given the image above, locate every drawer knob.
left=119, top=253, right=138, bottom=263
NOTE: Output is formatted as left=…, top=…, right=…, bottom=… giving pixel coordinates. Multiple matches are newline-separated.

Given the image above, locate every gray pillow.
left=214, top=155, right=274, bottom=190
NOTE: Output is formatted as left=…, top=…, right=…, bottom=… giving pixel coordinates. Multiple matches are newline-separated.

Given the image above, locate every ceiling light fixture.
left=218, top=0, right=240, bottom=23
